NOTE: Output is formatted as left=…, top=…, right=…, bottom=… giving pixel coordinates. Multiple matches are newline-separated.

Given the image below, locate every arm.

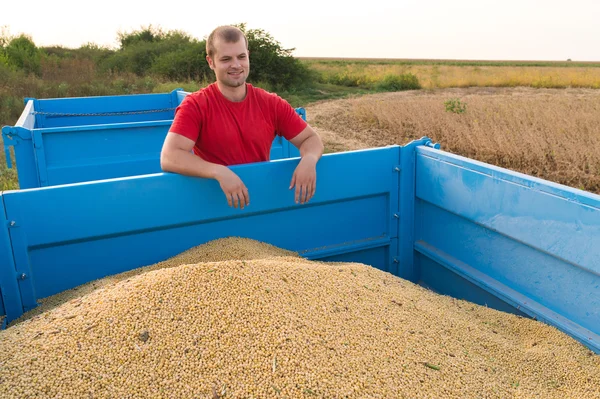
left=160, top=133, right=250, bottom=209
left=288, top=125, right=325, bottom=204
left=161, top=132, right=221, bottom=179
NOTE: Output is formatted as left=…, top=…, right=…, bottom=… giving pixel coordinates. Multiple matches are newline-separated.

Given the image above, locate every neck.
left=216, top=81, right=247, bottom=102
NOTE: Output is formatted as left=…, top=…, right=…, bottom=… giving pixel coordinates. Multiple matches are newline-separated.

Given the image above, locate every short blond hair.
left=206, top=26, right=248, bottom=58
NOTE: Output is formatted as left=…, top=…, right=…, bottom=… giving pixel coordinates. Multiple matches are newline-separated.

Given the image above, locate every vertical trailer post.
left=2, top=99, right=39, bottom=189
left=0, top=195, right=23, bottom=326
left=170, top=88, right=185, bottom=108
left=396, top=137, right=440, bottom=282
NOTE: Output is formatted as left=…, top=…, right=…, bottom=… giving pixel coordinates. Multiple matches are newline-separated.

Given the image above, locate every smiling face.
left=206, top=37, right=250, bottom=89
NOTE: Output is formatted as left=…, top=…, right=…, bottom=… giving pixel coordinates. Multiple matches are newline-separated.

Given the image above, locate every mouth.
left=228, top=70, right=244, bottom=78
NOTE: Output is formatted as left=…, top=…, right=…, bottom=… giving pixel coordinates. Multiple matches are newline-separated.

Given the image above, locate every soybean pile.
left=0, top=238, right=598, bottom=399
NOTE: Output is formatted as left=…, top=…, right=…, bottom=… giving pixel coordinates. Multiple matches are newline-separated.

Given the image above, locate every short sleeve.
left=273, top=95, right=308, bottom=140
left=169, top=95, right=201, bottom=142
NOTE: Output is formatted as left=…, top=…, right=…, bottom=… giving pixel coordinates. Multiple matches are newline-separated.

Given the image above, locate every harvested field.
left=306, top=87, right=600, bottom=194
left=0, top=237, right=598, bottom=399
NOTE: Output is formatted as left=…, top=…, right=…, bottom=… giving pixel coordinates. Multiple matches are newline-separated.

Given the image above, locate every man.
left=160, top=25, right=324, bottom=210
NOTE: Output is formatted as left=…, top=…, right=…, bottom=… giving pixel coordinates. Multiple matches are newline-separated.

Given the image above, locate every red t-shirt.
left=169, top=83, right=307, bottom=166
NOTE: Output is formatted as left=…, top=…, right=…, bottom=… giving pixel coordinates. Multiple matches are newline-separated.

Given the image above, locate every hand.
left=215, top=167, right=249, bottom=209
left=289, top=156, right=317, bottom=204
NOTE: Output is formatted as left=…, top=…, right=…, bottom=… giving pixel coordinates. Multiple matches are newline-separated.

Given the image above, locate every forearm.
left=161, top=149, right=226, bottom=180
left=298, top=135, right=324, bottom=163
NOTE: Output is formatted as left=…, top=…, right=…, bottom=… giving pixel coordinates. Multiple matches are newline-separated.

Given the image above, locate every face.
left=207, top=38, right=250, bottom=88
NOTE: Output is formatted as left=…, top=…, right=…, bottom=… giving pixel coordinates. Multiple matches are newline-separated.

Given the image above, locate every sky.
left=1, top=0, right=599, bottom=61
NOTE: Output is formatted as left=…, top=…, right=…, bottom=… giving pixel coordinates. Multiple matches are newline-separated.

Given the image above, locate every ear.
left=206, top=55, right=215, bottom=70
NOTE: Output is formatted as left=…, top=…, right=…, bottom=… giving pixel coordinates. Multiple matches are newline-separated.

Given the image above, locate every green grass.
left=299, top=57, right=600, bottom=68
left=275, top=83, right=376, bottom=107
left=0, top=143, right=18, bottom=191
left=2, top=56, right=600, bottom=192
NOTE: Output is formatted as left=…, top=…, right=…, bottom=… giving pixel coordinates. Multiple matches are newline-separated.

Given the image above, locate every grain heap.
left=0, top=238, right=598, bottom=399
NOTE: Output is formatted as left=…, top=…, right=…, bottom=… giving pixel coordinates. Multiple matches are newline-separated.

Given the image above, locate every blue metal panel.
left=1, top=146, right=400, bottom=323
left=394, top=137, right=441, bottom=280
left=316, top=246, right=389, bottom=272
left=415, top=250, right=530, bottom=317
left=17, top=99, right=36, bottom=130
left=396, top=138, right=427, bottom=279
left=416, top=147, right=600, bottom=275
left=176, top=89, right=189, bottom=104
left=0, top=195, right=23, bottom=322
left=36, top=121, right=171, bottom=185
left=35, top=92, right=176, bottom=128
left=269, top=136, right=287, bottom=160
left=170, top=88, right=183, bottom=108
left=5, top=93, right=309, bottom=188
left=3, top=99, right=34, bottom=169
left=281, top=107, right=306, bottom=159
left=414, top=146, right=600, bottom=353
left=2, top=127, right=38, bottom=189
left=28, top=195, right=389, bottom=299
left=281, top=137, right=301, bottom=159
left=2, top=99, right=38, bottom=188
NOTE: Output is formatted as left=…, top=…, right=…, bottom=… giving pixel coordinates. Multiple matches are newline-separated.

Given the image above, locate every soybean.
left=0, top=237, right=598, bottom=399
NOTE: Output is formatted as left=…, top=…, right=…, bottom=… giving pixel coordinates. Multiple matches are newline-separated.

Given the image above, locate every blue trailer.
left=2, top=88, right=302, bottom=189
left=1, top=90, right=599, bottom=359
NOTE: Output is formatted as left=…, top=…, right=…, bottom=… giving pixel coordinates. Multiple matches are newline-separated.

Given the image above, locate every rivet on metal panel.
left=393, top=214, right=399, bottom=219
left=9, top=221, right=16, bottom=227
left=17, top=273, right=27, bottom=280
left=394, top=167, right=400, bottom=172
left=393, top=258, right=399, bottom=263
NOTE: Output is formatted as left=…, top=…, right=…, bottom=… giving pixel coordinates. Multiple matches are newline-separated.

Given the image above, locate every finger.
left=303, top=184, right=310, bottom=204
left=236, top=192, right=242, bottom=209
left=236, top=191, right=244, bottom=210
left=311, top=181, right=316, bottom=199
left=295, top=183, right=300, bottom=204
left=233, top=192, right=239, bottom=209
left=306, top=184, right=313, bottom=202
left=240, top=190, right=247, bottom=209
left=225, top=192, right=233, bottom=208
left=242, top=186, right=250, bottom=206
left=289, top=173, right=296, bottom=190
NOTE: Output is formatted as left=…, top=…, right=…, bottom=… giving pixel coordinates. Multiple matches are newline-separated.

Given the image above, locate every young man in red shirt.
left=160, top=25, right=324, bottom=210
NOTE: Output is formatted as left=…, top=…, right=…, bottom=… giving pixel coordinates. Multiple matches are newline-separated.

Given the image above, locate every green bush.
left=150, top=42, right=210, bottom=81
left=101, top=26, right=203, bottom=78
left=376, top=73, right=421, bottom=91
left=0, top=51, right=9, bottom=67
left=0, top=24, right=314, bottom=92
left=444, top=98, right=467, bottom=114
left=236, top=23, right=313, bottom=90
left=320, top=72, right=369, bottom=87
left=3, top=34, right=41, bottom=75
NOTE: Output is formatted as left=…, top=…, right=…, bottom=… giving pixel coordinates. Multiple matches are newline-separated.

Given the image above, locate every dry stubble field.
left=305, top=86, right=600, bottom=194
left=2, top=85, right=600, bottom=195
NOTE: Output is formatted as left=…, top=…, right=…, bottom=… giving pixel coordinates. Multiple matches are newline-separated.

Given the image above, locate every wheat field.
left=305, top=87, right=600, bottom=194
left=307, top=63, right=600, bottom=90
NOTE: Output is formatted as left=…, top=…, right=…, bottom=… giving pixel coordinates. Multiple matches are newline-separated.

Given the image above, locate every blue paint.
left=2, top=90, right=306, bottom=188
left=416, top=148, right=600, bottom=273
left=1, top=92, right=600, bottom=356
left=0, top=196, right=23, bottom=323
left=2, top=147, right=400, bottom=309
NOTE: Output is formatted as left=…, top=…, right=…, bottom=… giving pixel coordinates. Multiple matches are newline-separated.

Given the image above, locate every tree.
left=233, top=23, right=312, bottom=90
left=4, top=34, right=41, bottom=75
